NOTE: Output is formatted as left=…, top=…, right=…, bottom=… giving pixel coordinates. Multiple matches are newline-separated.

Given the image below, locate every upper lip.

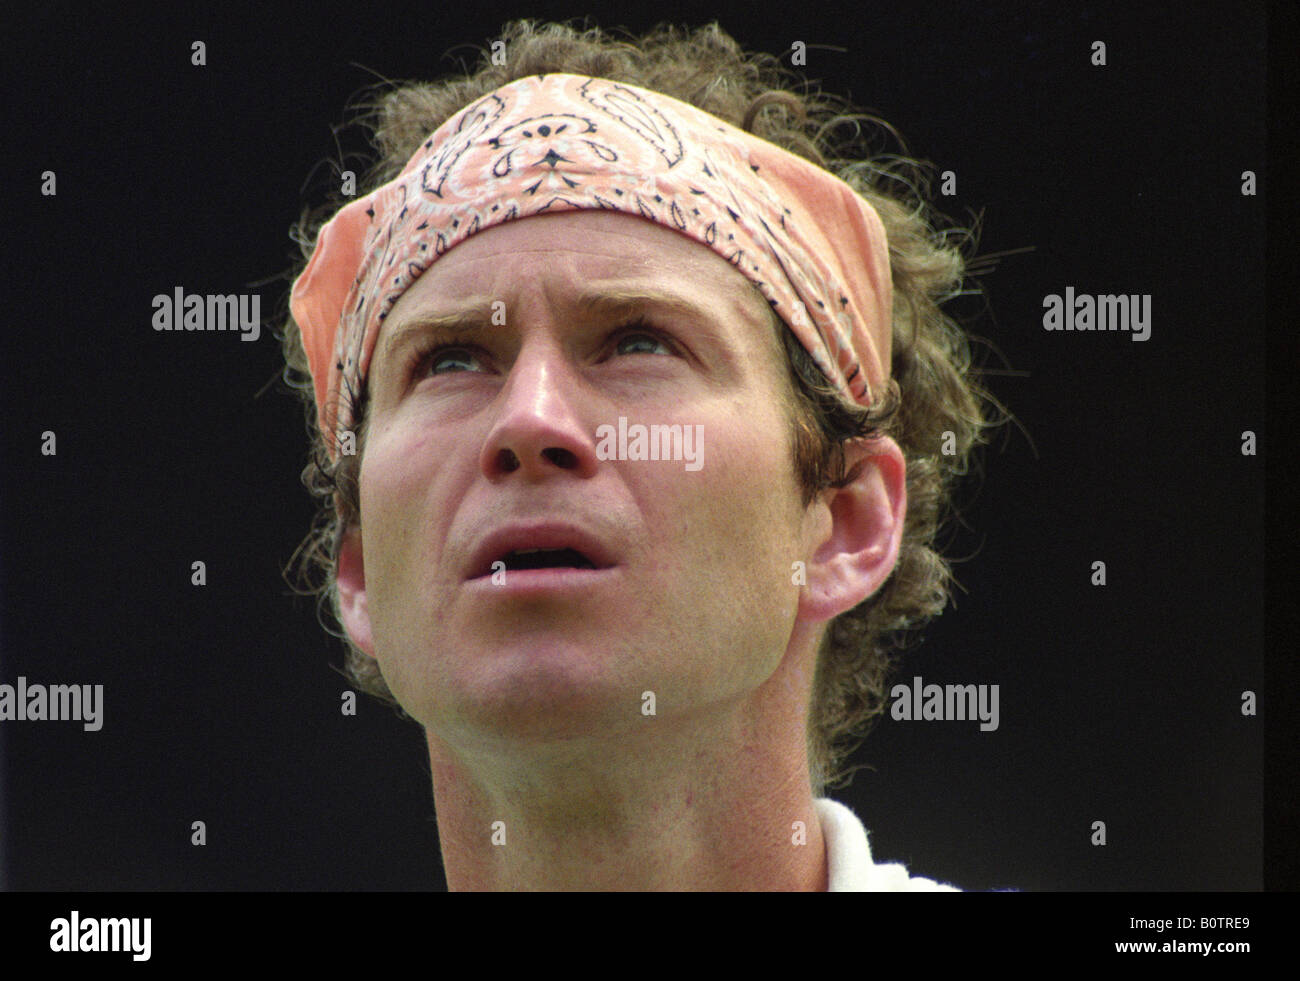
left=465, top=522, right=619, bottom=580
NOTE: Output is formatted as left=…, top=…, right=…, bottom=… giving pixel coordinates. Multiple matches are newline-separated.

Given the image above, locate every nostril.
left=497, top=448, right=520, bottom=472
left=542, top=447, right=578, bottom=468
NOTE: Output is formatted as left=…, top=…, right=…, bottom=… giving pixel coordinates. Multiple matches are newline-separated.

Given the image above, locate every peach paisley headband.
left=290, top=73, right=892, bottom=458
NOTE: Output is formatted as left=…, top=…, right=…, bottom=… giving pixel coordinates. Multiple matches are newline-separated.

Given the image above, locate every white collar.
left=817, top=798, right=960, bottom=891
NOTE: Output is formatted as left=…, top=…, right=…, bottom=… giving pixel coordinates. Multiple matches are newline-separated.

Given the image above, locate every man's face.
left=349, top=210, right=821, bottom=748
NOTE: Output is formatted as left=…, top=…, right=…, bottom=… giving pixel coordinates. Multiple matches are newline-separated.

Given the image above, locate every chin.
left=392, top=638, right=646, bottom=743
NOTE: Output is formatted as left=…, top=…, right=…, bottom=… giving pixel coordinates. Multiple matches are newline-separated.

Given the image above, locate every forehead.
left=384, top=209, right=774, bottom=329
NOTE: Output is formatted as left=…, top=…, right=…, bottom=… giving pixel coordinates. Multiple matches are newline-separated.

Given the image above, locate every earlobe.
left=796, top=435, right=907, bottom=624
left=335, top=524, right=377, bottom=658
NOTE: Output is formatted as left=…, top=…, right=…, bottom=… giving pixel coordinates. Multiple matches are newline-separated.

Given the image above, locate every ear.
left=335, top=524, right=377, bottom=658
left=796, top=435, right=907, bottom=623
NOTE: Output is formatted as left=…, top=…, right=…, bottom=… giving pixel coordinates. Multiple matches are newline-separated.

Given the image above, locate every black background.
left=1, top=0, right=1279, bottom=892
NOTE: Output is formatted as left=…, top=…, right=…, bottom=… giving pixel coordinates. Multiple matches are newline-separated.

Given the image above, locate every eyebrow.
left=378, top=286, right=753, bottom=366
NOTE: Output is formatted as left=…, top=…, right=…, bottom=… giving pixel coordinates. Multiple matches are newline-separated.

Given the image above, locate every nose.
left=478, top=338, right=600, bottom=482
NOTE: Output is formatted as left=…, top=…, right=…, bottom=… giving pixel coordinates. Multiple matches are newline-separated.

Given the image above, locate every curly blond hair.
left=279, top=18, right=1005, bottom=796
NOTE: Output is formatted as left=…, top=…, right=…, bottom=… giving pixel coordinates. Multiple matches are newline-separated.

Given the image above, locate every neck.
left=425, top=671, right=826, bottom=891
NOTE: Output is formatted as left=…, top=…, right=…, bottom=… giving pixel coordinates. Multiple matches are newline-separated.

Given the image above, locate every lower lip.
left=464, top=567, right=618, bottom=596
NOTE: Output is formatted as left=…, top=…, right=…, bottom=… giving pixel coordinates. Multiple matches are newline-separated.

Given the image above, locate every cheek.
left=711, top=405, right=802, bottom=518
left=666, top=413, right=804, bottom=578
left=680, top=437, right=806, bottom=683
left=357, top=429, right=443, bottom=606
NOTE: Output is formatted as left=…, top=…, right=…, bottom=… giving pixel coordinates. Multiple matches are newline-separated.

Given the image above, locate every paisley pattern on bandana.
left=291, top=74, right=892, bottom=456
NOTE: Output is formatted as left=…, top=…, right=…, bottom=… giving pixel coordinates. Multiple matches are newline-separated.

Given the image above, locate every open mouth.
left=497, top=547, right=597, bottom=572
left=466, top=525, right=616, bottom=582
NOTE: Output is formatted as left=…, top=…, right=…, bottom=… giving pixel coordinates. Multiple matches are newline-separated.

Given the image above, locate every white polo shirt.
left=818, top=798, right=960, bottom=891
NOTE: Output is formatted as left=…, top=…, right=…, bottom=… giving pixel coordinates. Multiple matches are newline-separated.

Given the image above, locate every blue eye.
left=612, top=319, right=674, bottom=356
left=428, top=347, right=483, bottom=374
left=409, top=343, right=485, bottom=376
left=614, top=331, right=670, bottom=356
